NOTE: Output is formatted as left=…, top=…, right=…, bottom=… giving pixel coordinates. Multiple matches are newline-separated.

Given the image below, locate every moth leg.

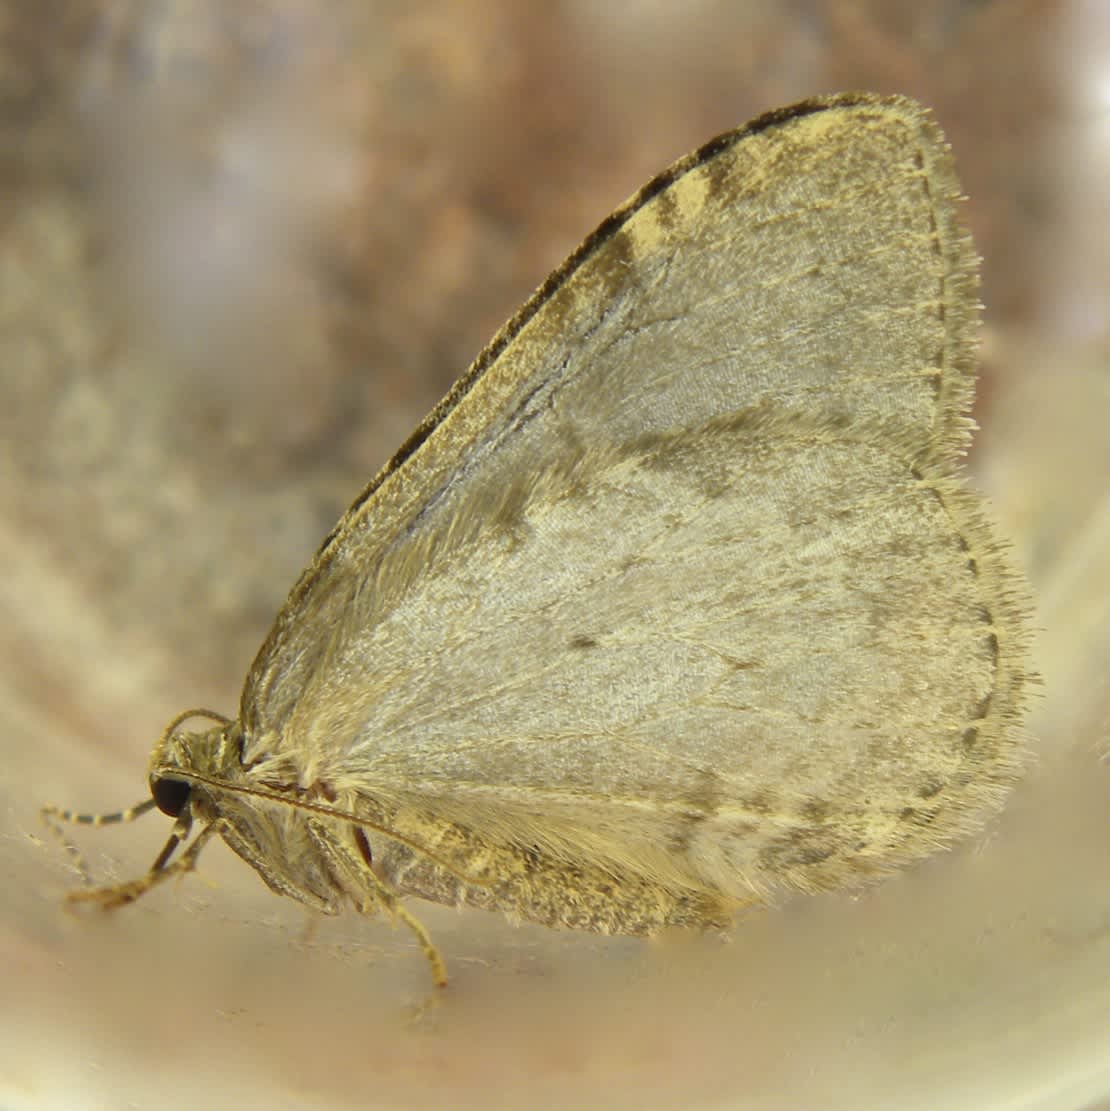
left=308, top=819, right=448, bottom=988
left=385, top=896, right=448, bottom=989
left=65, top=819, right=222, bottom=911
left=41, top=798, right=158, bottom=886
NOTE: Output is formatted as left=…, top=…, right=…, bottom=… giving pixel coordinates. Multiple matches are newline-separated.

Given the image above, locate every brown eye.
left=151, top=777, right=191, bottom=818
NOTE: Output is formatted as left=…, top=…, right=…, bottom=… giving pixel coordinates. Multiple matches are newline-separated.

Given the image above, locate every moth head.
left=145, top=708, right=239, bottom=820
left=42, top=708, right=241, bottom=915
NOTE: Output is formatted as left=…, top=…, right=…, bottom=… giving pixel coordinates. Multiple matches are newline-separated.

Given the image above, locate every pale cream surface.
left=3, top=7, right=1110, bottom=1111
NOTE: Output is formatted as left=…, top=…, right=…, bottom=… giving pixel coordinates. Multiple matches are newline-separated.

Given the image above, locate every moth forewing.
left=47, top=92, right=1032, bottom=989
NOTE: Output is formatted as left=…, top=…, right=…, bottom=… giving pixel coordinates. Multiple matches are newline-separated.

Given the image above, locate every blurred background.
left=2, top=2, right=1109, bottom=1108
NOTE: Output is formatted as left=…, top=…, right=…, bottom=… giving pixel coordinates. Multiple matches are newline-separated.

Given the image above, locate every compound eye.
left=151, top=776, right=191, bottom=818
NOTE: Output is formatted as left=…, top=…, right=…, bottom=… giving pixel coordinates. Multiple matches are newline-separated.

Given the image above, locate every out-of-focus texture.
left=2, top=3, right=1108, bottom=1109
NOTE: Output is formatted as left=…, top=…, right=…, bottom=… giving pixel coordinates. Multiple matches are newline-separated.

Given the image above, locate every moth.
left=45, top=92, right=1031, bottom=987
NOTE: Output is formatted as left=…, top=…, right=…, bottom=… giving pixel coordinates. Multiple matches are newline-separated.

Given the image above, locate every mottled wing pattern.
left=239, top=94, right=1029, bottom=904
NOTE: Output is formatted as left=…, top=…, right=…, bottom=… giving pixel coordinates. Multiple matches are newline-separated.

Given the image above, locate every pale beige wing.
left=240, top=93, right=1030, bottom=901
